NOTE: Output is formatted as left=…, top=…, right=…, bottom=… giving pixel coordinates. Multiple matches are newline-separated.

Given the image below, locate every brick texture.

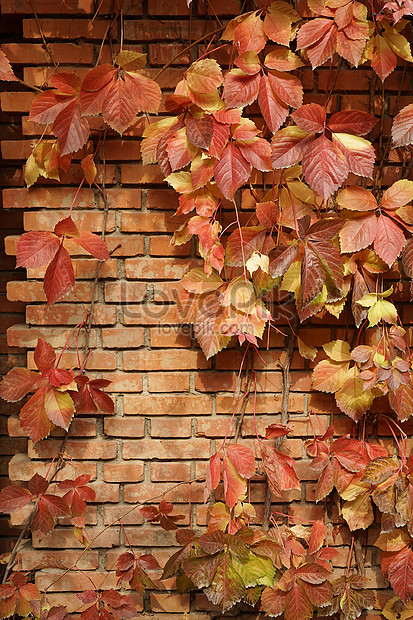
left=0, top=0, right=412, bottom=617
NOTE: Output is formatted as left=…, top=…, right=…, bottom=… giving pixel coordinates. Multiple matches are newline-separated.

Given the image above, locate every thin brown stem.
left=262, top=322, right=297, bottom=529
left=28, top=0, right=57, bottom=67
left=44, top=476, right=206, bottom=592
left=154, top=26, right=225, bottom=80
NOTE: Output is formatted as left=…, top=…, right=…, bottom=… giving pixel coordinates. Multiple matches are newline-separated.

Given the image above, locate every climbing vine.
left=0, top=0, right=413, bottom=617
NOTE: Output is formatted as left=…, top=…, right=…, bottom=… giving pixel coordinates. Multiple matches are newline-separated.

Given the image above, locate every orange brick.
left=104, top=462, right=144, bottom=482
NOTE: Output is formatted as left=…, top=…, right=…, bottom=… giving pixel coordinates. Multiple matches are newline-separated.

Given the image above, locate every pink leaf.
left=43, top=244, right=75, bottom=305
left=213, top=143, right=251, bottom=200
left=16, top=232, right=60, bottom=270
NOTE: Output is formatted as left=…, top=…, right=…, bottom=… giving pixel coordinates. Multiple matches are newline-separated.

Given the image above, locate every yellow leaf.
left=323, top=339, right=351, bottom=362
left=297, top=336, right=317, bottom=361
left=116, top=50, right=147, bottom=71
left=25, top=154, right=41, bottom=188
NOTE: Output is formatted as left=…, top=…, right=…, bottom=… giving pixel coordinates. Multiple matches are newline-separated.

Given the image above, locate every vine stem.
left=262, top=321, right=297, bottom=529
left=44, top=477, right=206, bottom=593
left=154, top=26, right=225, bottom=80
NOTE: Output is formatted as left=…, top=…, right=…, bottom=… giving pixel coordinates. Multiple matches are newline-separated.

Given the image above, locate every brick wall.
left=0, top=0, right=412, bottom=617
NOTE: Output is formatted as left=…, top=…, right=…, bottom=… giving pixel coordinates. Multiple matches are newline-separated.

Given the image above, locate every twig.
left=28, top=0, right=57, bottom=67
left=44, top=476, right=206, bottom=592
left=262, top=322, right=297, bottom=530
left=154, top=26, right=225, bottom=80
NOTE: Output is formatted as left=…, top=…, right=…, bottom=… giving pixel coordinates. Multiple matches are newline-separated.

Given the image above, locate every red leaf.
left=225, top=444, right=256, bottom=478
left=261, top=587, right=287, bottom=617
left=256, top=201, right=279, bottom=227
left=213, top=143, right=251, bottom=200
left=302, top=135, right=348, bottom=200
left=34, top=338, right=56, bottom=373
left=374, top=214, right=405, bottom=266
left=332, top=133, right=375, bottom=178
left=308, top=521, right=326, bottom=554
left=285, top=580, right=314, bottom=620
left=102, top=74, right=139, bottom=135
left=186, top=114, right=213, bottom=149
left=126, top=71, right=161, bottom=114
left=72, top=232, right=110, bottom=261
left=28, top=473, right=48, bottom=496
left=16, top=232, right=60, bottom=269
left=44, top=387, right=74, bottom=430
left=295, top=563, right=330, bottom=584
left=0, top=50, right=17, bottom=81
left=53, top=100, right=89, bottom=155
left=54, top=216, right=80, bottom=238
left=234, top=13, right=266, bottom=54
left=271, top=127, right=314, bottom=168
left=0, top=486, right=33, bottom=513
left=260, top=443, right=300, bottom=497
left=223, top=70, right=260, bottom=108
left=225, top=226, right=266, bottom=267
left=20, top=387, right=52, bottom=443
left=387, top=546, right=413, bottom=602
left=265, top=423, right=294, bottom=439
left=238, top=138, right=272, bottom=171
left=43, top=244, right=75, bottom=305
left=328, top=110, right=377, bottom=136
left=370, top=35, right=396, bottom=81
left=291, top=103, right=326, bottom=133
left=297, top=17, right=333, bottom=49
left=82, top=64, right=116, bottom=92
left=222, top=451, right=247, bottom=508
left=258, top=74, right=289, bottom=133
left=392, top=103, right=413, bottom=147
left=50, top=72, right=80, bottom=94
left=29, top=91, right=72, bottom=124
left=209, top=119, right=230, bottom=159
left=138, top=554, right=161, bottom=571
left=0, top=367, right=40, bottom=402
left=81, top=154, right=97, bottom=186
left=267, top=71, right=303, bottom=109
left=339, top=214, right=378, bottom=253
left=204, top=452, right=221, bottom=502
left=77, top=590, right=98, bottom=604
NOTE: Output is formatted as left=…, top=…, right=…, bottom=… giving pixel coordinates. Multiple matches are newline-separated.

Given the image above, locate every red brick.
left=125, top=257, right=199, bottom=280
left=123, top=438, right=209, bottom=460
left=102, top=327, right=145, bottom=349
left=147, top=371, right=190, bottom=392
left=121, top=164, right=164, bottom=184
left=123, top=394, right=212, bottom=415
left=150, top=326, right=192, bottom=347
left=105, top=281, right=147, bottom=303
left=23, top=18, right=111, bottom=39
left=28, top=439, right=117, bottom=460
left=104, top=418, right=145, bottom=438
left=150, top=417, right=192, bottom=437
left=150, top=462, right=191, bottom=481
left=1, top=43, right=93, bottom=64
left=23, top=210, right=115, bottom=233
left=2, top=0, right=93, bottom=13
left=26, top=304, right=116, bottom=326
left=149, top=236, right=191, bottom=256
left=123, top=349, right=209, bottom=370
left=104, top=462, right=144, bottom=482
left=7, top=324, right=98, bottom=349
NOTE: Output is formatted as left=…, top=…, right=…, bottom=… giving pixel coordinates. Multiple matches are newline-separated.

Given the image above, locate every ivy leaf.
left=0, top=486, right=33, bottom=513
left=392, top=103, right=413, bottom=147
left=260, top=443, right=300, bottom=498
left=52, top=99, right=89, bottom=155
left=59, top=475, right=95, bottom=518
left=291, top=103, right=326, bottom=133
left=223, top=69, right=260, bottom=108
left=185, top=59, right=223, bottom=94
left=20, top=387, right=53, bottom=443
left=301, top=134, right=348, bottom=200
left=16, top=232, right=60, bottom=270
left=258, top=75, right=289, bottom=133
left=0, top=49, right=18, bottom=81
left=0, top=367, right=41, bottom=402
left=72, top=232, right=110, bottom=261
left=203, top=553, right=244, bottom=612
left=213, top=143, right=251, bottom=200
left=44, top=244, right=75, bottom=305
left=387, top=546, right=413, bottom=602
